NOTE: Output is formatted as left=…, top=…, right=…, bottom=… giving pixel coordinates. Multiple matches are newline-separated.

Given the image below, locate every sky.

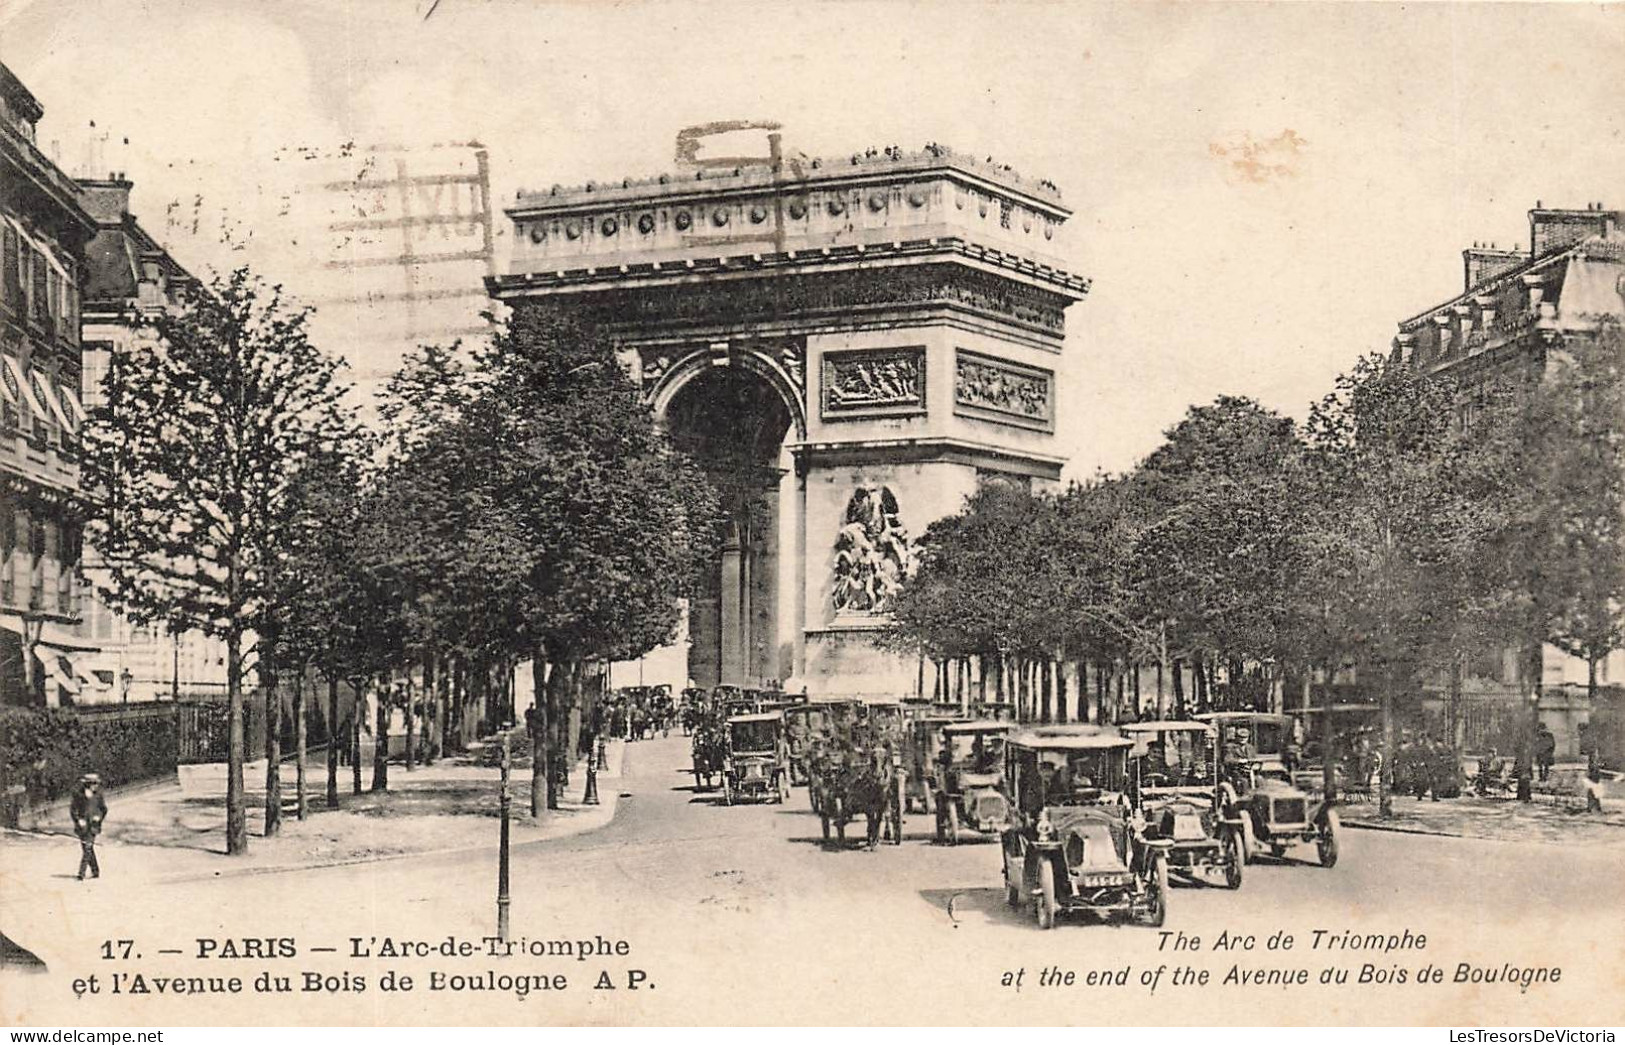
left=3, top=0, right=1622, bottom=477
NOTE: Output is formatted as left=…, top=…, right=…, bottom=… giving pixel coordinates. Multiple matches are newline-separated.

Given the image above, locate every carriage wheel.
left=946, top=800, right=961, bottom=846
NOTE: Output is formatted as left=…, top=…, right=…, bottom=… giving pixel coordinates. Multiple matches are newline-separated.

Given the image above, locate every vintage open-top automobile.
left=934, top=719, right=1013, bottom=844
left=1120, top=720, right=1245, bottom=889
left=1200, top=711, right=1340, bottom=868
left=999, top=726, right=1170, bottom=929
left=721, top=712, right=791, bottom=805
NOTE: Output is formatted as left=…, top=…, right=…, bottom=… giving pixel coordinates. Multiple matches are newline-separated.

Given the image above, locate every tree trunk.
left=403, top=664, right=416, bottom=771
left=1056, top=660, right=1068, bottom=724
left=1156, top=622, right=1170, bottom=720
left=294, top=668, right=307, bottom=821
left=326, top=672, right=340, bottom=809
left=225, top=628, right=247, bottom=855
left=1321, top=662, right=1338, bottom=803
left=1172, top=657, right=1185, bottom=718
left=264, top=662, right=281, bottom=837
left=350, top=680, right=363, bottom=796
left=1077, top=660, right=1088, bottom=723
left=371, top=680, right=389, bottom=792
left=422, top=654, right=437, bottom=766
left=1378, top=659, right=1394, bottom=818
left=530, top=657, right=549, bottom=817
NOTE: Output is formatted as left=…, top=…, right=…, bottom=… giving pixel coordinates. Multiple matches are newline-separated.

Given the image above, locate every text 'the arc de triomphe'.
left=488, top=135, right=1088, bottom=698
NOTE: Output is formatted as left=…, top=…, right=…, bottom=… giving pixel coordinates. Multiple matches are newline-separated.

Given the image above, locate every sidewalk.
left=1340, top=788, right=1625, bottom=848
left=0, top=737, right=627, bottom=885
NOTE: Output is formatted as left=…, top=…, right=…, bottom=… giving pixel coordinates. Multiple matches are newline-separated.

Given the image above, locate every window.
left=1, top=225, right=19, bottom=310
left=30, top=246, right=47, bottom=323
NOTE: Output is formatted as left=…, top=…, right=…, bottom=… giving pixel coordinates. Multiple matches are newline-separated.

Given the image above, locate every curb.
left=4, top=749, right=625, bottom=886
left=1343, top=814, right=1625, bottom=842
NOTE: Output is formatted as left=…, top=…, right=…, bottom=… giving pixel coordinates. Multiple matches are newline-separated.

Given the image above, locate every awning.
left=3, top=356, right=50, bottom=421
left=47, top=655, right=81, bottom=696
left=40, top=371, right=73, bottom=430
left=1, top=355, right=25, bottom=408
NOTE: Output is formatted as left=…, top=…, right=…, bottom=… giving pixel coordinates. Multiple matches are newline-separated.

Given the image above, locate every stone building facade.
left=489, top=141, right=1088, bottom=697
left=1394, top=202, right=1625, bottom=755
left=0, top=62, right=99, bottom=706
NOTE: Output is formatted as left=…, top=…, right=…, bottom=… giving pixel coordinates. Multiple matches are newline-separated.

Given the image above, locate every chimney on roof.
left=76, top=174, right=133, bottom=225
left=1463, top=244, right=1526, bottom=292
left=1529, top=201, right=1616, bottom=257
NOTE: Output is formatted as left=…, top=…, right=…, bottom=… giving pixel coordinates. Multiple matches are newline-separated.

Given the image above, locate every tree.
left=1302, top=355, right=1500, bottom=816
left=1520, top=321, right=1625, bottom=704
left=475, top=305, right=719, bottom=812
left=82, top=267, right=355, bottom=854
left=267, top=432, right=373, bottom=813
left=1128, top=396, right=1313, bottom=713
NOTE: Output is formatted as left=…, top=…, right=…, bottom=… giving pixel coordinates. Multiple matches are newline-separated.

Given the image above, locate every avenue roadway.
left=8, top=733, right=1624, bottom=1026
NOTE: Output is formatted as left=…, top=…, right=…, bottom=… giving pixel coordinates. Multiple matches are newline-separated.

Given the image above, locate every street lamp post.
left=497, top=728, right=512, bottom=941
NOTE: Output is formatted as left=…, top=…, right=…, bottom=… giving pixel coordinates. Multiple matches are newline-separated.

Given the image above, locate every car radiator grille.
left=1272, top=798, right=1306, bottom=824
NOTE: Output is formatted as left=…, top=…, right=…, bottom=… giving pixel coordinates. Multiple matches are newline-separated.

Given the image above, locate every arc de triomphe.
left=488, top=143, right=1088, bottom=697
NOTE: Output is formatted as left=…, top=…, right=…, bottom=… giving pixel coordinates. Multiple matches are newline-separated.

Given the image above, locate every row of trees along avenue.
left=84, top=269, right=720, bottom=854
left=888, top=322, right=1625, bottom=817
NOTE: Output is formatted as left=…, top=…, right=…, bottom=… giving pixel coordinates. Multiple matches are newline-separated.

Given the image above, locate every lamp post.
left=497, top=727, right=512, bottom=941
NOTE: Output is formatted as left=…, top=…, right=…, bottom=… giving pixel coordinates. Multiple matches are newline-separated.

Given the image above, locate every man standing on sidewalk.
left=70, top=774, right=108, bottom=880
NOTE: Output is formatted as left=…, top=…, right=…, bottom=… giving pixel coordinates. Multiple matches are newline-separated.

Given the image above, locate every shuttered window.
left=1, top=225, right=19, bottom=311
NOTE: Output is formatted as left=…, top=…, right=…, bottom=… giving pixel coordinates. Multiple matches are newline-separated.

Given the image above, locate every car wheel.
left=1223, top=829, right=1244, bottom=890
left=1143, top=856, right=1169, bottom=928
left=1240, top=816, right=1256, bottom=864
left=1036, top=858, right=1058, bottom=930
left=935, top=806, right=947, bottom=844
left=947, top=800, right=961, bottom=846
left=1317, top=809, right=1340, bottom=868
left=1002, top=850, right=1022, bottom=908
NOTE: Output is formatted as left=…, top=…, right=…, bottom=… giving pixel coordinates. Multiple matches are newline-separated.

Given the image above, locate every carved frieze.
left=590, top=266, right=1074, bottom=340
left=820, top=347, right=925, bottom=419
left=954, top=350, right=1053, bottom=431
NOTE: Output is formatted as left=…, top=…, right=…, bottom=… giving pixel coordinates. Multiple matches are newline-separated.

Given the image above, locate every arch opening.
left=664, top=364, right=796, bottom=689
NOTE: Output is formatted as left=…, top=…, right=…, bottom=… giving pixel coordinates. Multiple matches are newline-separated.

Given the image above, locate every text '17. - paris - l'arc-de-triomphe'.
left=488, top=132, right=1089, bottom=698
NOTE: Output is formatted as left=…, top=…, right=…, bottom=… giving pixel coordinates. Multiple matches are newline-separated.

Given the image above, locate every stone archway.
left=659, top=359, right=800, bottom=689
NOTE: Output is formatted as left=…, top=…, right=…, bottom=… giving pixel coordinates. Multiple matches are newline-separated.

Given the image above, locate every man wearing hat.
left=69, top=774, right=108, bottom=880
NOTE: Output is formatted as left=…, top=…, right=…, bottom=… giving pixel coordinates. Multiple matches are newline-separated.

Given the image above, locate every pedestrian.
left=70, top=774, right=108, bottom=881
left=1534, top=722, right=1556, bottom=783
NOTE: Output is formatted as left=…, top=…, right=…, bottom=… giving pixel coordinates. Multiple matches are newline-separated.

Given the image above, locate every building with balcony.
left=74, top=175, right=226, bottom=704
left=0, top=62, right=99, bottom=706
left=1393, top=201, right=1625, bottom=756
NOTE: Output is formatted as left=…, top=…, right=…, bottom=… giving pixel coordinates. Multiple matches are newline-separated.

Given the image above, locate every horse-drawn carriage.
left=805, top=704, right=907, bottom=848
left=785, top=702, right=845, bottom=786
